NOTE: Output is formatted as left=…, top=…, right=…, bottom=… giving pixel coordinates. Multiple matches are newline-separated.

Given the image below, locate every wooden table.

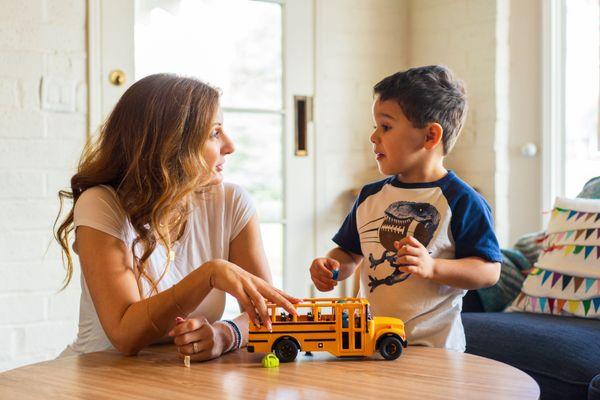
left=0, top=345, right=539, bottom=399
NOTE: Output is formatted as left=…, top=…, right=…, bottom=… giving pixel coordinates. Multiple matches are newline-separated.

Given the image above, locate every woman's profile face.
left=202, top=108, right=235, bottom=185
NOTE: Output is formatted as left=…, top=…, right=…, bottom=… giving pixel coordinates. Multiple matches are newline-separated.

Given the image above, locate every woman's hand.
left=208, top=260, right=300, bottom=330
left=169, top=317, right=231, bottom=362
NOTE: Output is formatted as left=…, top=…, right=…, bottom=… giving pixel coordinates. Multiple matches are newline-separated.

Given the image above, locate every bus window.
left=342, top=332, right=349, bottom=349
left=295, top=306, right=314, bottom=322
left=354, top=332, right=362, bottom=349
left=305, top=309, right=318, bottom=321
left=341, top=309, right=349, bottom=328
left=319, top=307, right=334, bottom=322
left=354, top=309, right=361, bottom=328
left=276, top=308, right=294, bottom=322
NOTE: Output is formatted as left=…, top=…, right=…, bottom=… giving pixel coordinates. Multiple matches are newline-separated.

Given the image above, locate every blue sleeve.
left=332, top=196, right=363, bottom=256
left=450, top=193, right=503, bottom=263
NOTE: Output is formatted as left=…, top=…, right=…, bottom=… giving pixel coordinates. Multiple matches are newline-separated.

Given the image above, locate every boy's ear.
left=424, top=123, right=443, bottom=150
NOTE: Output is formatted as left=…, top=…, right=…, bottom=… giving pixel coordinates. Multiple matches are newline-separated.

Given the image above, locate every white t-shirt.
left=59, top=182, right=255, bottom=357
left=333, top=172, right=502, bottom=352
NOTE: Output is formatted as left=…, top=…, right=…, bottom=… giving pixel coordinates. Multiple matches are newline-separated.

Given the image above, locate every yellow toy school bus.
left=247, top=297, right=407, bottom=362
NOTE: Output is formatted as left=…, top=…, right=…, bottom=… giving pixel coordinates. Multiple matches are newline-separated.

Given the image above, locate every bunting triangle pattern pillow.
left=508, top=197, right=600, bottom=318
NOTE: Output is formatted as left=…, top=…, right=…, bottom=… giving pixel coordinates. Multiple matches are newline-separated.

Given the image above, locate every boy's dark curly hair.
left=374, top=65, right=467, bottom=155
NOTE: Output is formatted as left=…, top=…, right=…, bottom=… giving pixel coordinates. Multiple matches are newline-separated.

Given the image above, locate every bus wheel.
left=379, top=336, right=403, bottom=360
left=273, top=339, right=299, bottom=363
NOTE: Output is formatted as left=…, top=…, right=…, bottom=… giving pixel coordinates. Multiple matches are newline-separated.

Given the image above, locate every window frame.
left=542, top=0, right=600, bottom=215
left=541, top=0, right=566, bottom=224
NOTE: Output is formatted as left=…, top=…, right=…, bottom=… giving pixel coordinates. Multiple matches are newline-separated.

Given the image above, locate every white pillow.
left=508, top=197, right=600, bottom=318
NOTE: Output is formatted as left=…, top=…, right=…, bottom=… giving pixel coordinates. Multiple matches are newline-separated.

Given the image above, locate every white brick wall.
left=407, top=0, right=542, bottom=245
left=0, top=0, right=86, bottom=372
left=314, top=0, right=409, bottom=224
left=313, top=0, right=409, bottom=297
left=408, top=0, right=517, bottom=246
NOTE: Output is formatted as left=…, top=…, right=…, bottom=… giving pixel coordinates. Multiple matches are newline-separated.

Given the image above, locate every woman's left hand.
left=168, top=316, right=232, bottom=362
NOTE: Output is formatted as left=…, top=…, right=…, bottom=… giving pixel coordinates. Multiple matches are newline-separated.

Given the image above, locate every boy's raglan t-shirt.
left=333, top=171, right=502, bottom=352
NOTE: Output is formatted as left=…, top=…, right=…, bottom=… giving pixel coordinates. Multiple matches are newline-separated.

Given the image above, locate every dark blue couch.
left=462, top=290, right=600, bottom=400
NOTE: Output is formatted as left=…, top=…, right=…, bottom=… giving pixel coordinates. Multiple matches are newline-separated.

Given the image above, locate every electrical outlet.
left=41, top=76, right=76, bottom=112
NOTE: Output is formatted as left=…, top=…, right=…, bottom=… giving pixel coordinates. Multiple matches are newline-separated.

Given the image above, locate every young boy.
left=310, top=65, right=502, bottom=352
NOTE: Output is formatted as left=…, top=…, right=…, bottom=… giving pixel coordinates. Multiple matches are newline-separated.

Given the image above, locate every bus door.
left=352, top=306, right=364, bottom=350
left=338, top=305, right=363, bottom=353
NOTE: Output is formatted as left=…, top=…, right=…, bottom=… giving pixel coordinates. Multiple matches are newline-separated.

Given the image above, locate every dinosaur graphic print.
left=359, top=201, right=440, bottom=292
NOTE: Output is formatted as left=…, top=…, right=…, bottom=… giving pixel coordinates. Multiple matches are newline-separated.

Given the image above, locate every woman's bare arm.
left=75, top=226, right=214, bottom=355
left=76, top=224, right=297, bottom=356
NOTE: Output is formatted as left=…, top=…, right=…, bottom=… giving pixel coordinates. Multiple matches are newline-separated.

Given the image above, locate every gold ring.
left=193, top=342, right=199, bottom=354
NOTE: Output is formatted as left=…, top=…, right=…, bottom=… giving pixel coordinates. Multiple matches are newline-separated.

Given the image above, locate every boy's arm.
left=395, top=236, right=500, bottom=290
left=310, top=247, right=363, bottom=292
left=328, top=247, right=363, bottom=280
left=429, top=257, right=500, bottom=289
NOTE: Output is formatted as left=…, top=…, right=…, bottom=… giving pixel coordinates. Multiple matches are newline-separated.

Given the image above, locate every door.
left=89, top=0, right=316, bottom=299
left=338, top=305, right=362, bottom=353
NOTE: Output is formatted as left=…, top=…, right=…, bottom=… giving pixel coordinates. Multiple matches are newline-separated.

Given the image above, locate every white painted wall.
left=507, top=0, right=542, bottom=243
left=407, top=0, right=542, bottom=245
left=408, top=0, right=500, bottom=226
left=0, top=0, right=86, bottom=372
left=406, top=0, right=536, bottom=247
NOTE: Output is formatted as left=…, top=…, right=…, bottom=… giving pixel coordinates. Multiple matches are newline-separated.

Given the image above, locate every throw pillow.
left=507, top=196, right=600, bottom=318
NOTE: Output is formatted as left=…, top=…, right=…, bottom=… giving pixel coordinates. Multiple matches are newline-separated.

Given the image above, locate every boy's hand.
left=394, top=236, right=436, bottom=279
left=310, top=257, right=339, bottom=292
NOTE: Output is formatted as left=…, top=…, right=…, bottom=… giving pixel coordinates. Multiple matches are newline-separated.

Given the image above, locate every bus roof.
left=266, top=297, right=370, bottom=308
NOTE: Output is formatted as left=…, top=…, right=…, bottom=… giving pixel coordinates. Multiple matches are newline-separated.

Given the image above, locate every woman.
left=55, top=74, right=298, bottom=361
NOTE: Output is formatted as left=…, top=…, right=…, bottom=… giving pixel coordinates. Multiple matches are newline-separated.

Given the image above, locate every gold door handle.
left=109, top=69, right=126, bottom=86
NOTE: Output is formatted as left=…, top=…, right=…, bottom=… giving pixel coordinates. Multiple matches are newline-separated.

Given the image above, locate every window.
left=543, top=0, right=600, bottom=211
left=135, top=0, right=284, bottom=291
left=134, top=0, right=286, bottom=317
left=564, top=0, right=600, bottom=197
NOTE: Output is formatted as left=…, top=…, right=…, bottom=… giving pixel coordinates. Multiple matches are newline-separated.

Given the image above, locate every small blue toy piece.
left=332, top=269, right=339, bottom=280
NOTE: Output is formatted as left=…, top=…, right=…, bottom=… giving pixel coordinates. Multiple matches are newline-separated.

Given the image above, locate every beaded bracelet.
left=219, top=321, right=236, bottom=353
left=221, top=319, right=241, bottom=351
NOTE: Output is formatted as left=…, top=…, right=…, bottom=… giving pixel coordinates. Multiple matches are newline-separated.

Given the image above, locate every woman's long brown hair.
left=54, top=74, right=220, bottom=294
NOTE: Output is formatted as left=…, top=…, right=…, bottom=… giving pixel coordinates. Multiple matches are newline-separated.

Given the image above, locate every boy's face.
left=370, top=97, right=429, bottom=176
